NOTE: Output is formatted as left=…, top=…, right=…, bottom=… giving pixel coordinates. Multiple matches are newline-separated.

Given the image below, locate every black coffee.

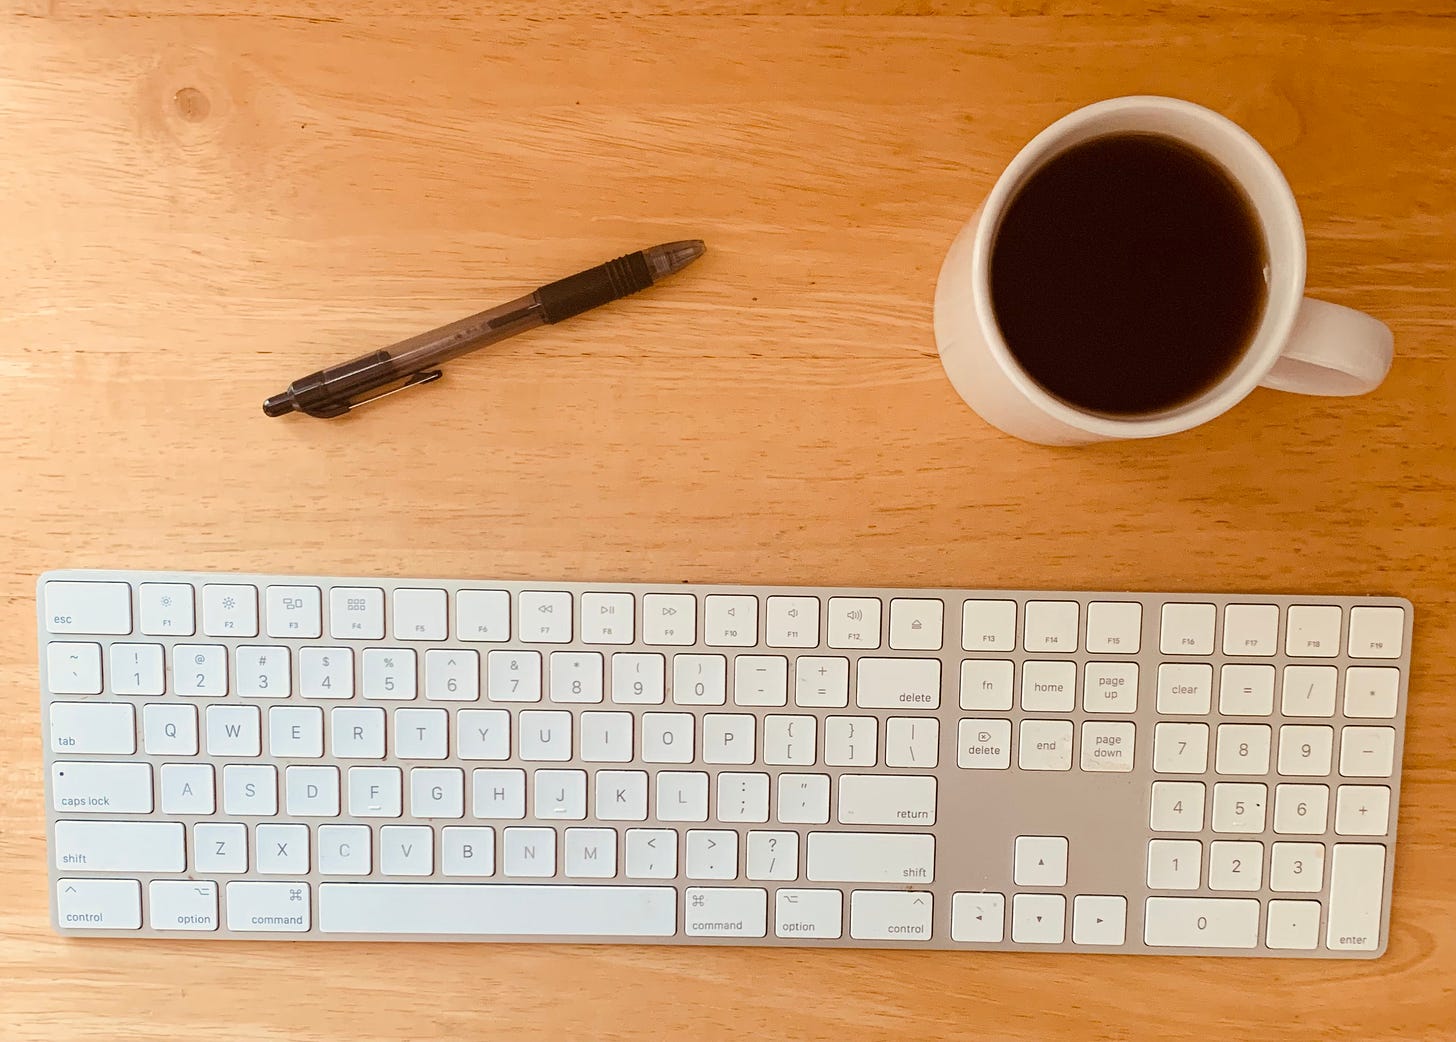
left=989, top=132, right=1268, bottom=416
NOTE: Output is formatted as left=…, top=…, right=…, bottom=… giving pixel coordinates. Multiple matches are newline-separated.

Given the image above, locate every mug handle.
left=1259, top=298, right=1394, bottom=396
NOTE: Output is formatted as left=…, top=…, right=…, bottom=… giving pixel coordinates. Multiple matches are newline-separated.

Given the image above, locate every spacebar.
left=318, top=884, right=677, bottom=937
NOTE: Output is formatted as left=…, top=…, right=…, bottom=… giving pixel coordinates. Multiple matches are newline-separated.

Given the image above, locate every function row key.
left=1161, top=602, right=1405, bottom=660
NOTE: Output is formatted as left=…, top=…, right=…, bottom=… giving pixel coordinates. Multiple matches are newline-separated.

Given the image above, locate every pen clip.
left=342, top=369, right=444, bottom=413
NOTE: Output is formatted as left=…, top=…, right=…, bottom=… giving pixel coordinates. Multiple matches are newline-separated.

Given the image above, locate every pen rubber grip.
left=536, top=252, right=653, bottom=324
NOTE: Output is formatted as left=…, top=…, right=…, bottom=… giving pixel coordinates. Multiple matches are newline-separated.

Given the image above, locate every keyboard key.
left=175, top=644, right=228, bottom=697
left=856, top=657, right=939, bottom=710
left=548, top=651, right=602, bottom=704
left=318, top=824, right=372, bottom=876
left=487, top=650, right=542, bottom=703
left=565, top=827, right=617, bottom=878
left=885, top=717, right=937, bottom=768
left=1347, top=606, right=1405, bottom=659
left=1011, top=893, right=1065, bottom=943
left=1286, top=604, right=1341, bottom=657
left=43, top=580, right=132, bottom=635
left=287, top=765, right=341, bottom=816
left=471, top=769, right=526, bottom=819
left=1018, top=719, right=1073, bottom=771
left=502, top=826, right=555, bottom=877
left=54, top=820, right=185, bottom=873
left=206, top=705, right=260, bottom=757
left=716, top=772, right=770, bottom=822
left=1218, top=664, right=1275, bottom=715
left=1266, top=899, right=1321, bottom=950
left=683, top=886, right=767, bottom=937
left=1144, top=897, right=1259, bottom=948
left=519, top=591, right=572, bottom=643
left=160, top=763, right=214, bottom=814
left=1156, top=663, right=1212, bottom=715
left=1339, top=727, right=1396, bottom=777
left=958, top=719, right=1012, bottom=769
left=394, top=708, right=449, bottom=759
left=765, top=596, right=820, bottom=649
left=320, top=883, right=676, bottom=936
left=795, top=656, right=849, bottom=707
left=1020, top=660, right=1075, bottom=712
left=850, top=890, right=933, bottom=941
left=456, top=589, right=510, bottom=642
left=1273, top=784, right=1329, bottom=834
left=673, top=654, right=727, bottom=706
left=1085, top=601, right=1141, bottom=654
left=381, top=825, right=435, bottom=875
left=299, top=648, right=353, bottom=699
left=824, top=716, right=877, bottom=767
left=1146, top=839, right=1201, bottom=890
left=626, top=828, right=678, bottom=879
left=52, top=761, right=152, bottom=814
left=1335, top=785, right=1391, bottom=835
left=108, top=643, right=165, bottom=696
left=1215, top=724, right=1271, bottom=775
left=46, top=642, right=102, bottom=695
left=763, top=715, right=816, bottom=766
left=807, top=832, right=934, bottom=883
left=256, top=823, right=309, bottom=873
left=269, top=706, right=324, bottom=758
left=532, top=769, right=585, bottom=820
left=1270, top=842, right=1325, bottom=893
left=611, top=653, right=665, bottom=704
left=686, top=830, right=739, bottom=879
left=1208, top=840, right=1263, bottom=890
left=641, top=712, right=693, bottom=764
left=1014, top=835, right=1068, bottom=886
left=888, top=598, right=944, bottom=651
left=838, top=775, right=935, bottom=826
left=139, top=582, right=195, bottom=636
left=642, top=593, right=695, bottom=645
left=226, top=881, right=310, bottom=932
left=776, top=888, right=843, bottom=939
left=1159, top=602, right=1215, bottom=655
left=265, top=585, right=322, bottom=638
left=1023, top=600, right=1078, bottom=653
left=1072, top=895, right=1126, bottom=945
left=581, top=592, right=635, bottom=645
left=48, top=702, right=135, bottom=755
left=331, top=707, right=386, bottom=759
left=735, top=655, right=789, bottom=707
left=348, top=766, right=403, bottom=817
left=222, top=764, right=277, bottom=815
left=1277, top=725, right=1334, bottom=776
left=1281, top=665, right=1338, bottom=717
left=392, top=588, right=447, bottom=641
left=1222, top=603, right=1278, bottom=656
left=1211, top=783, right=1267, bottom=833
left=704, top=595, right=758, bottom=647
left=193, top=822, right=247, bottom=873
left=1327, top=844, right=1385, bottom=951
left=745, top=831, right=797, bottom=880
left=57, top=878, right=141, bottom=931
left=1082, top=662, right=1137, bottom=713
left=519, top=710, right=572, bottom=761
left=329, top=587, right=384, bottom=640
left=203, top=584, right=259, bottom=638
left=951, top=892, right=1005, bottom=942
left=235, top=646, right=290, bottom=698
left=827, top=597, right=882, bottom=649
left=143, top=703, right=197, bottom=755
left=150, top=879, right=219, bottom=931
left=961, top=599, right=1016, bottom=651
left=777, top=774, right=831, bottom=825
left=700, top=713, right=754, bottom=765
left=960, top=659, right=1013, bottom=711
left=1344, top=668, right=1400, bottom=719
left=657, top=771, right=709, bottom=821
left=360, top=648, right=415, bottom=700
left=1080, top=721, right=1135, bottom=772
left=441, top=826, right=495, bottom=877
left=1149, top=781, right=1205, bottom=832
left=595, top=770, right=649, bottom=820
left=446, top=708, right=506, bottom=761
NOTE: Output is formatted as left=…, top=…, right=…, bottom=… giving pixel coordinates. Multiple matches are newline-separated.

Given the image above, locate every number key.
left=1273, top=783, right=1329, bottom=834
left=1153, top=722, right=1209, bottom=773
left=487, top=650, right=542, bottom=703
left=1270, top=842, right=1325, bottom=893
left=299, top=647, right=353, bottom=699
left=235, top=646, right=291, bottom=698
left=1215, top=724, right=1271, bottom=775
left=1150, top=781, right=1205, bottom=832
left=1277, top=725, right=1334, bottom=776
left=1211, top=782, right=1267, bottom=833
left=1208, top=841, right=1263, bottom=891
left=173, top=644, right=227, bottom=696
left=1147, top=839, right=1202, bottom=890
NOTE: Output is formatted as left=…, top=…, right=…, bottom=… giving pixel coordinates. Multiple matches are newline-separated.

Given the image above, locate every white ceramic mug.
left=933, top=96, right=1394, bottom=445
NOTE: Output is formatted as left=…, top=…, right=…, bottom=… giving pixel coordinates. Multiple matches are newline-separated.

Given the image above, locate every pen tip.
left=645, top=239, right=707, bottom=281
left=263, top=393, right=295, bottom=417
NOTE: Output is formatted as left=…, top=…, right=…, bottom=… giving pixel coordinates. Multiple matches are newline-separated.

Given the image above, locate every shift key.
left=54, top=821, right=185, bottom=873
left=807, top=832, right=934, bottom=883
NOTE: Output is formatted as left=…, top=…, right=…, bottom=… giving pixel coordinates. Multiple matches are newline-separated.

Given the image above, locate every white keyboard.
left=38, top=570, right=1411, bottom=957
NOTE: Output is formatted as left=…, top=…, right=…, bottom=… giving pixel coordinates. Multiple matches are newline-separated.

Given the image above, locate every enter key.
left=837, top=775, right=937, bottom=826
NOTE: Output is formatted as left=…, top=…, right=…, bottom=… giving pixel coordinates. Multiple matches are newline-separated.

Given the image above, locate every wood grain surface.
left=3, top=3, right=1454, bottom=1040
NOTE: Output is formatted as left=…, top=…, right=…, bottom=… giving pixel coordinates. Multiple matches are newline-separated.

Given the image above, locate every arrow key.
left=1011, top=893, right=1065, bottom=944
left=951, top=892, right=1006, bottom=943
left=1014, top=835, right=1069, bottom=886
left=1072, top=894, right=1127, bottom=946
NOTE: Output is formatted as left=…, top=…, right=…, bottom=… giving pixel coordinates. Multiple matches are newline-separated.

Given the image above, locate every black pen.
left=263, top=239, right=706, bottom=418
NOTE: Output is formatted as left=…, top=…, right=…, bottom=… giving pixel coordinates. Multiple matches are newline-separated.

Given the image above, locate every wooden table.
left=3, top=2, right=1454, bottom=1039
